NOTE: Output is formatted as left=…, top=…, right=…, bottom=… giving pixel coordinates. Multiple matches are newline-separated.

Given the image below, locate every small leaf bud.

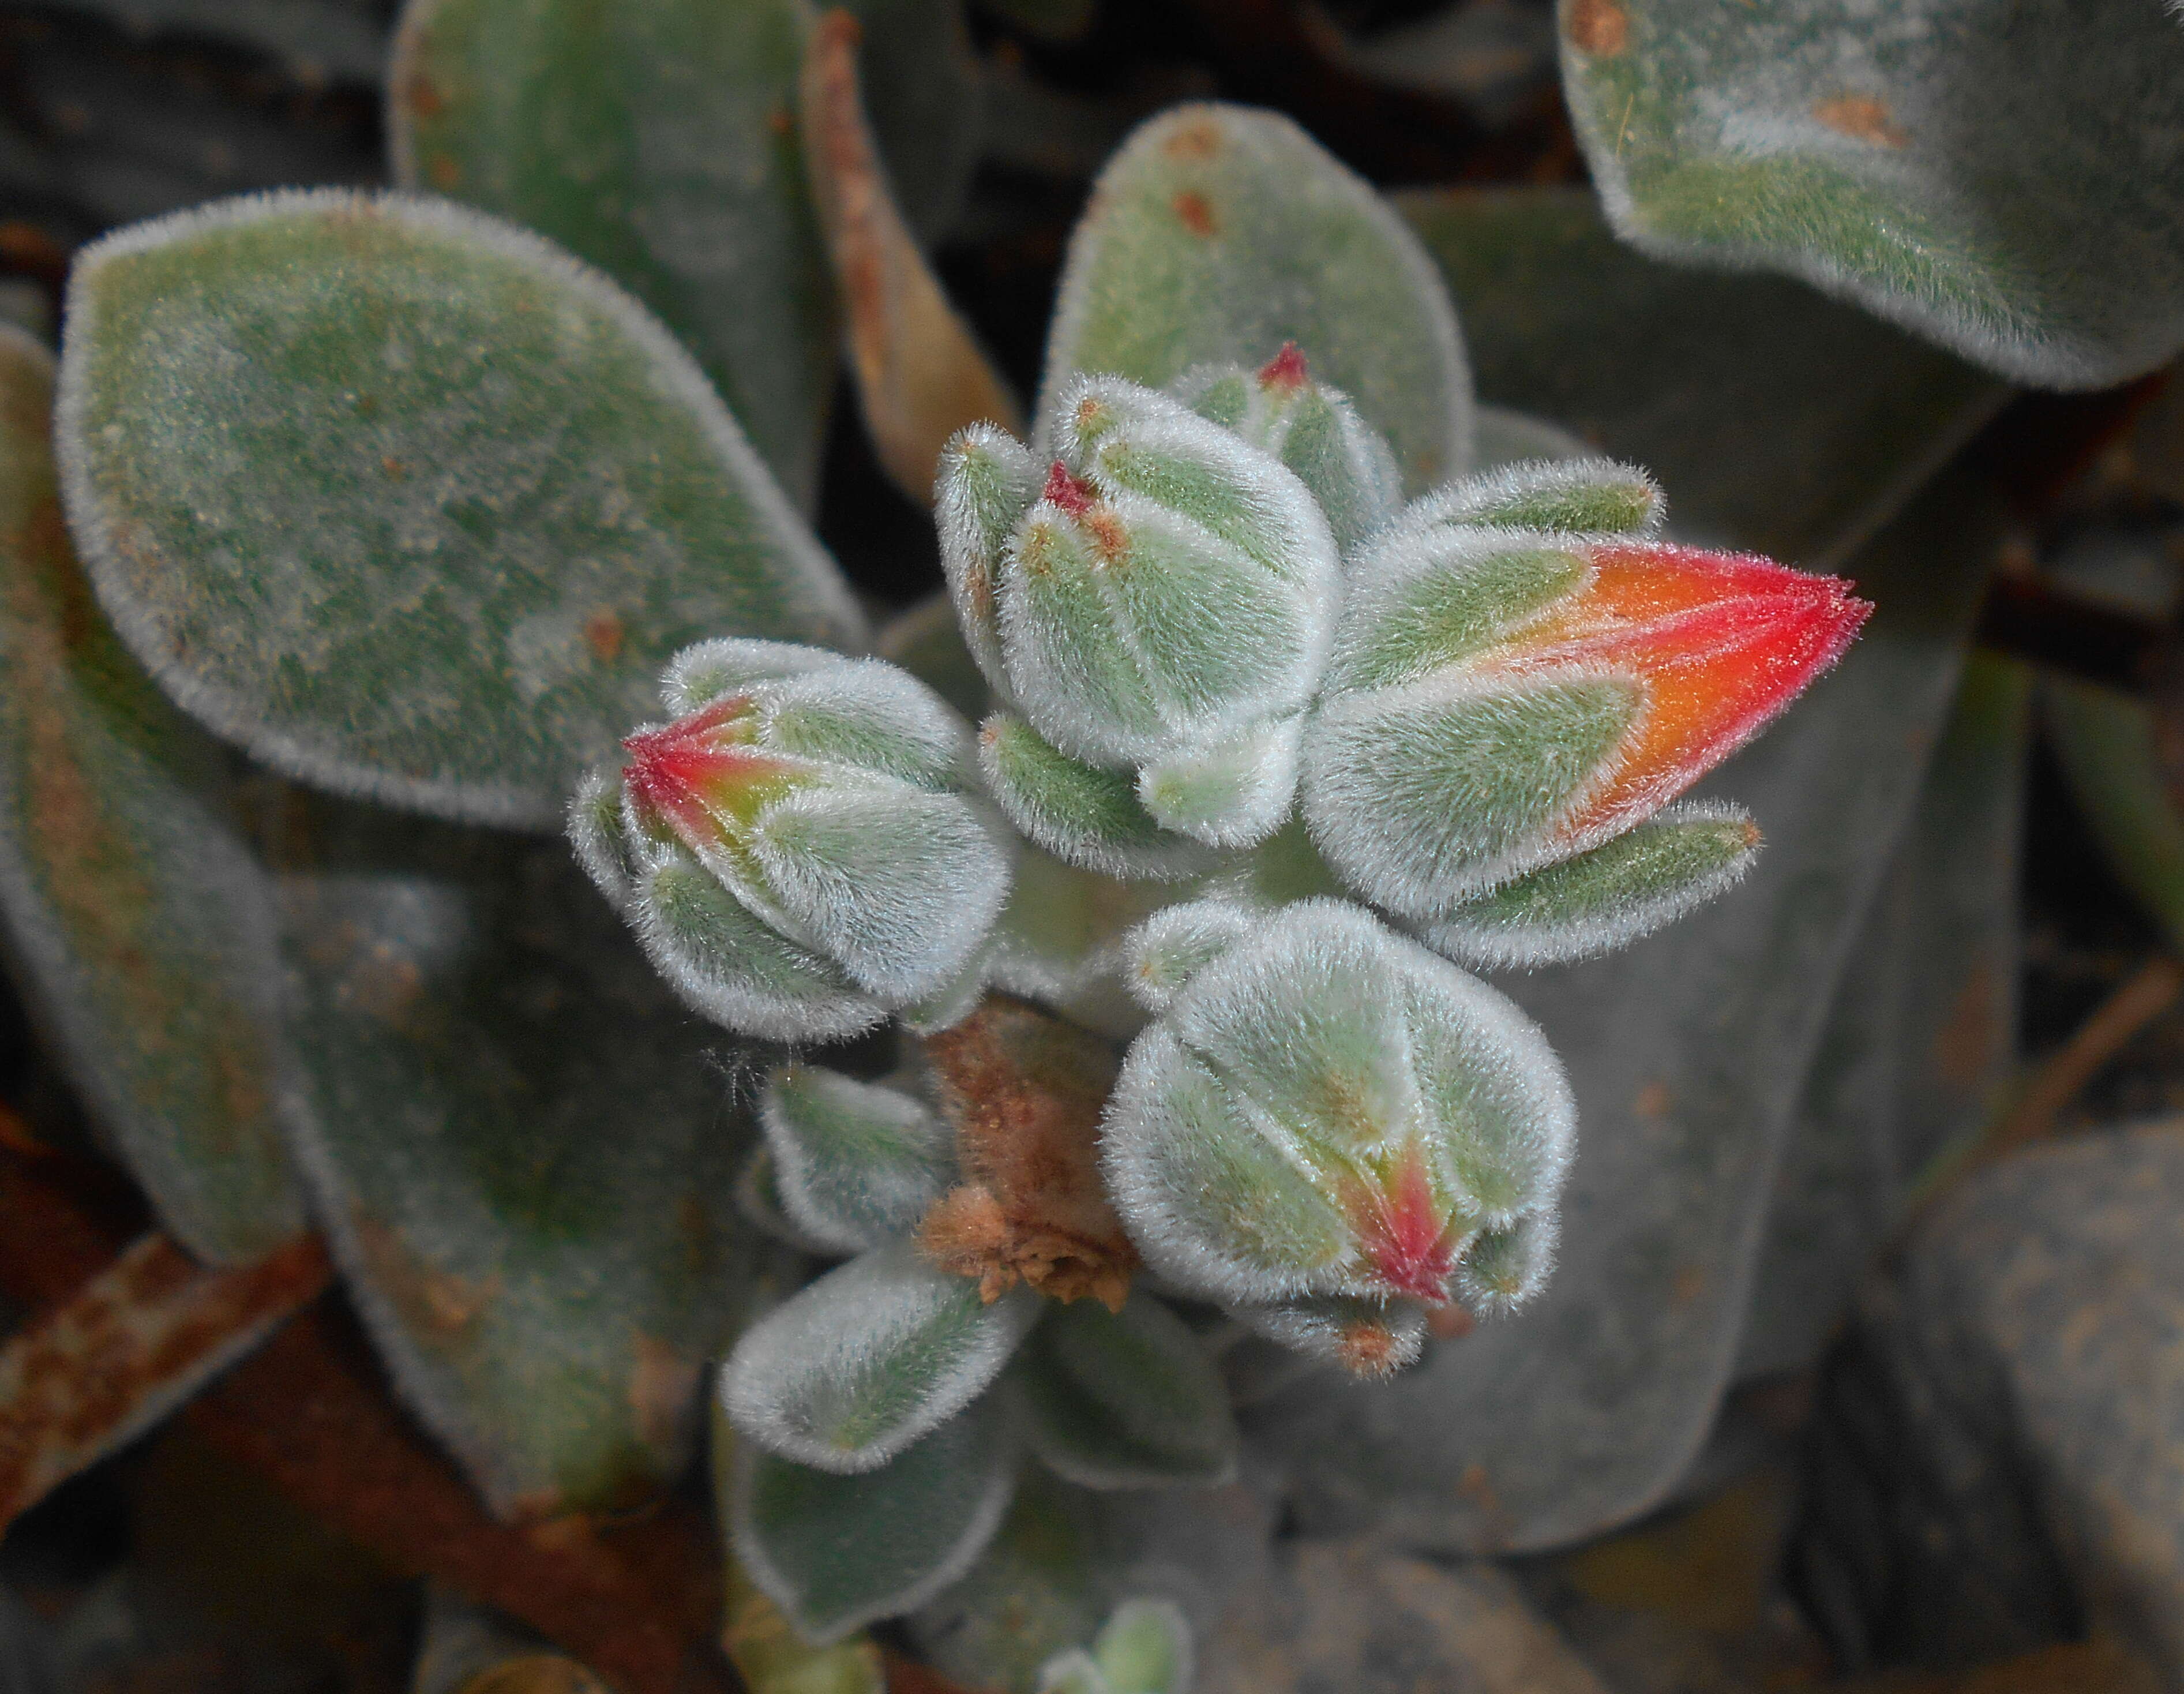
left=1228, top=1292, right=1427, bottom=1380
left=1100, top=901, right=1574, bottom=1335
left=1122, top=898, right=1257, bottom=1012
left=1172, top=342, right=1404, bottom=553
left=573, top=639, right=1013, bottom=1040
left=980, top=712, right=1212, bottom=882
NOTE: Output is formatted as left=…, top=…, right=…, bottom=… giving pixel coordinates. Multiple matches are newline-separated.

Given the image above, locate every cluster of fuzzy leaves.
left=719, top=1044, right=1240, bottom=1643
left=939, top=351, right=1866, bottom=972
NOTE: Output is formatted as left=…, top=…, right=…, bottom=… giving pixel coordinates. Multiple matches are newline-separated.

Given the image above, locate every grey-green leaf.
left=722, top=1238, right=1042, bottom=1474
left=1421, top=801, right=1759, bottom=970
left=733, top=1393, right=1020, bottom=1644
left=1015, top=1292, right=1239, bottom=1490
left=761, top=1064, right=956, bottom=1255
left=271, top=796, right=761, bottom=1517
left=1399, top=186, right=2006, bottom=569
left=1738, top=654, right=2027, bottom=1379
left=57, top=190, right=864, bottom=830
left=389, top=0, right=838, bottom=508
left=1040, top=103, right=1473, bottom=493
left=0, top=324, right=302, bottom=1265
left=1557, top=0, right=2184, bottom=388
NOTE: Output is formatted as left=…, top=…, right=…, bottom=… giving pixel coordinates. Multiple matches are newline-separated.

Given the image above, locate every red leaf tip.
left=1258, top=342, right=1309, bottom=392
left=1041, top=460, right=1097, bottom=519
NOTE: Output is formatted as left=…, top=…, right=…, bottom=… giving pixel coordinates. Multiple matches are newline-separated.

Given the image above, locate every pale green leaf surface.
left=0, top=325, right=302, bottom=1264
left=761, top=1064, right=955, bottom=1255
left=271, top=796, right=761, bottom=1516
left=1399, top=186, right=2005, bottom=568
left=1040, top=104, right=1472, bottom=493
left=57, top=190, right=864, bottom=830
left=1015, top=1292, right=1239, bottom=1489
left=389, top=0, right=838, bottom=508
left=1093, top=1598, right=1192, bottom=1694
left=1557, top=0, right=2184, bottom=388
left=734, top=1393, right=1020, bottom=1645
left=1737, top=654, right=2027, bottom=1378
left=721, top=1238, right=1041, bottom=1473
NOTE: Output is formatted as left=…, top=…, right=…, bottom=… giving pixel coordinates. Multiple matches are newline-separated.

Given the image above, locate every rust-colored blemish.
left=1083, top=507, right=1129, bottom=561
left=1813, top=94, right=1908, bottom=147
left=765, top=104, right=794, bottom=140
left=1671, top=1264, right=1708, bottom=1306
left=333, top=938, right=426, bottom=1029
left=0, top=1230, right=331, bottom=1531
left=1427, top=1303, right=1476, bottom=1342
left=406, top=74, right=445, bottom=119
left=1634, top=1080, right=1672, bottom=1120
left=1162, top=118, right=1222, bottom=160
left=1335, top=1319, right=1402, bottom=1379
left=582, top=611, right=625, bottom=664
left=380, top=455, right=408, bottom=481
left=915, top=998, right=1138, bottom=1311
left=428, top=154, right=462, bottom=191
left=350, top=1211, right=498, bottom=1337
left=1932, top=963, right=1997, bottom=1090
left=1170, top=190, right=1217, bottom=238
left=1565, top=0, right=1629, bottom=55
left=627, top=1336, right=698, bottom=1456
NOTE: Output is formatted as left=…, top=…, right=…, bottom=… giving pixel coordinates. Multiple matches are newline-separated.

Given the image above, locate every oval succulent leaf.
left=1122, top=899, right=1257, bottom=1014
left=732, top=1392, right=1019, bottom=1645
left=1089, top=1598, right=1193, bottom=1694
left=0, top=326, right=302, bottom=1265
left=389, top=0, right=838, bottom=508
left=1421, top=800, right=1761, bottom=969
left=1402, top=455, right=1661, bottom=538
left=721, top=1239, right=1043, bottom=1474
left=1101, top=900, right=1575, bottom=1318
left=581, top=641, right=1013, bottom=1035
left=1040, top=102, right=1474, bottom=492
left=1305, top=534, right=1868, bottom=915
left=1013, top=1291, right=1240, bottom=1489
left=57, top=190, right=864, bottom=829
left=761, top=1064, right=958, bottom=1255
left=979, top=713, right=1211, bottom=884
left=275, top=805, right=761, bottom=1517
left=1558, top=0, right=2184, bottom=388
left=1134, top=714, right=1304, bottom=850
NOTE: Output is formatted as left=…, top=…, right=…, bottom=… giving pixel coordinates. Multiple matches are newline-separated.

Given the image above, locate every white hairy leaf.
left=761, top=1065, right=958, bottom=1255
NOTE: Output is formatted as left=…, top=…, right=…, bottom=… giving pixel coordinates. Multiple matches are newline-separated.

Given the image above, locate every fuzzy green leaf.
left=390, top=0, right=837, bottom=508
left=1091, top=1598, right=1192, bottom=1694
left=733, top=1393, right=1019, bottom=1644
left=761, top=1065, right=956, bottom=1255
left=1400, top=186, right=2005, bottom=568
left=980, top=714, right=1210, bottom=883
left=0, top=326, right=302, bottom=1265
left=1014, top=1292, right=1239, bottom=1489
left=722, top=1239, right=1042, bottom=1474
left=272, top=798, right=760, bottom=1516
left=1040, top=103, right=1473, bottom=493
left=1558, top=0, right=2184, bottom=388
left=57, top=190, right=864, bottom=829
left=1422, top=800, right=1761, bottom=969
left=1403, top=455, right=1660, bottom=538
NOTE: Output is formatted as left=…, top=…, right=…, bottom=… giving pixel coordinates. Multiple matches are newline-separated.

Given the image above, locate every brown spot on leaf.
left=915, top=998, right=1138, bottom=1310
left=1171, top=191, right=1217, bottom=237
left=1634, top=1080, right=1671, bottom=1120
left=406, top=74, right=445, bottom=119
left=583, top=611, right=624, bottom=663
left=1671, top=1264, right=1708, bottom=1306
left=380, top=455, right=408, bottom=481
left=349, top=1212, right=498, bottom=1337
left=1565, top=0, right=1629, bottom=56
left=1813, top=94, right=1908, bottom=147
left=765, top=104, right=794, bottom=140
left=1335, top=1319, right=1403, bottom=1378
left=428, top=155, right=462, bottom=191
left=1162, top=118, right=1222, bottom=160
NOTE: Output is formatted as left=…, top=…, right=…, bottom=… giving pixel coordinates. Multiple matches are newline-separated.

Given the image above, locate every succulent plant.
left=1, top=2, right=2102, bottom=1686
